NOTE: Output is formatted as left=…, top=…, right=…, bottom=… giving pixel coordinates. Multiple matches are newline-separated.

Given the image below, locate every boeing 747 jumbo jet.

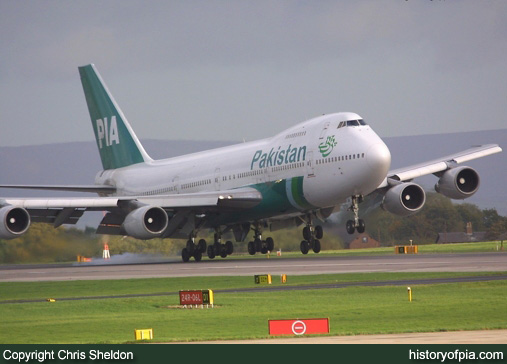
left=0, top=65, right=502, bottom=262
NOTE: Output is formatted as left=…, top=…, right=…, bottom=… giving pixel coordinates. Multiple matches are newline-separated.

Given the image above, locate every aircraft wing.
left=377, top=144, right=502, bottom=188
left=0, top=184, right=117, bottom=194
left=2, top=187, right=261, bottom=211
left=1, top=187, right=262, bottom=229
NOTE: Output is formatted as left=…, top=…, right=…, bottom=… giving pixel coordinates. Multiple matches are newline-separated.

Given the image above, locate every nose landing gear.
left=346, top=195, right=365, bottom=234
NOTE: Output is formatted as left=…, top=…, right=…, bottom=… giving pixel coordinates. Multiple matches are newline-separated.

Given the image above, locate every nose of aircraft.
left=367, top=141, right=391, bottom=178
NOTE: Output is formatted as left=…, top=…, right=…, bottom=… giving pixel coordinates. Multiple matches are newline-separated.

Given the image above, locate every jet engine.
left=382, top=182, right=426, bottom=216
left=0, top=206, right=31, bottom=239
left=435, top=166, right=480, bottom=200
left=122, top=206, right=169, bottom=240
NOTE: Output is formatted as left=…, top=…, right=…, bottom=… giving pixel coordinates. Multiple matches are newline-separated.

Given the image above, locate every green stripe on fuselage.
left=209, top=177, right=315, bottom=226
left=288, top=176, right=314, bottom=210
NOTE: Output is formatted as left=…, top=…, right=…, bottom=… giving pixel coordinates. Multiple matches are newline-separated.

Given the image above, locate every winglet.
left=79, top=64, right=152, bottom=170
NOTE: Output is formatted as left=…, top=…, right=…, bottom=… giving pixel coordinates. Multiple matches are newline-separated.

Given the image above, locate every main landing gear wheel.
left=181, top=248, right=190, bottom=262
left=247, top=241, right=256, bottom=255
left=266, top=237, right=274, bottom=252
left=207, top=245, right=216, bottom=259
left=300, top=240, right=309, bottom=255
left=182, top=238, right=205, bottom=262
left=312, top=239, right=321, bottom=253
left=315, top=225, right=323, bottom=240
left=198, top=239, right=207, bottom=253
left=248, top=225, right=275, bottom=256
left=300, top=220, right=324, bottom=255
left=225, top=241, right=234, bottom=255
left=205, top=230, right=233, bottom=260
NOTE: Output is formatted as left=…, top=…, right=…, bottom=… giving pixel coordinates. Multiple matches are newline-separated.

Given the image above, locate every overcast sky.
left=1, top=0, right=506, bottom=147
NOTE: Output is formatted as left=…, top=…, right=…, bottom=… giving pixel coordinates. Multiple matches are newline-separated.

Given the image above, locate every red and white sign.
left=179, top=290, right=203, bottom=305
left=268, top=318, right=329, bottom=336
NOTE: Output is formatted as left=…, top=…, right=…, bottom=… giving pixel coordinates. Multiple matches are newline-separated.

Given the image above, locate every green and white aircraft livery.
left=0, top=63, right=502, bottom=264
left=250, top=145, right=307, bottom=170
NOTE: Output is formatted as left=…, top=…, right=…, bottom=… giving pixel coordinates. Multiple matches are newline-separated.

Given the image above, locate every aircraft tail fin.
left=78, top=64, right=152, bottom=170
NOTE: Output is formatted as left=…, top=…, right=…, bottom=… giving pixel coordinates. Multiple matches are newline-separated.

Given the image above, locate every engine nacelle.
left=382, top=182, right=426, bottom=217
left=435, top=166, right=480, bottom=200
left=0, top=206, right=31, bottom=240
left=122, top=206, right=169, bottom=240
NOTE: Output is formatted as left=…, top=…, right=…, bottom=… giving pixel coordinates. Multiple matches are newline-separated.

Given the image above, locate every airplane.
left=0, top=64, right=502, bottom=262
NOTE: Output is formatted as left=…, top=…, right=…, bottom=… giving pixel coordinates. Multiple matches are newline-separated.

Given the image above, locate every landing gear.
left=247, top=225, right=275, bottom=256
left=206, top=230, right=234, bottom=260
left=300, top=216, right=323, bottom=255
left=346, top=195, right=365, bottom=234
left=181, top=235, right=207, bottom=262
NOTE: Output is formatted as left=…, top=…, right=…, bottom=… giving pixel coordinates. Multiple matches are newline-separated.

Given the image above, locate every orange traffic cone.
left=103, top=243, right=111, bottom=259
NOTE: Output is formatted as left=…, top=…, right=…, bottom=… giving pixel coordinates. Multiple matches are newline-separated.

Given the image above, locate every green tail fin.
left=78, top=64, right=152, bottom=170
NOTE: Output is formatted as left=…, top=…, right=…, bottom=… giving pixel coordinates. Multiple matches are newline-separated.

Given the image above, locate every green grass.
left=277, top=240, right=506, bottom=257
left=1, top=272, right=506, bottom=343
left=213, top=240, right=505, bottom=259
left=1, top=271, right=505, bottom=301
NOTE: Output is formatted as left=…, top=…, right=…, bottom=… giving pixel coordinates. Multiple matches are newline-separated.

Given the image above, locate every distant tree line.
left=0, top=224, right=100, bottom=264
left=361, top=193, right=507, bottom=245
left=1, top=194, right=505, bottom=263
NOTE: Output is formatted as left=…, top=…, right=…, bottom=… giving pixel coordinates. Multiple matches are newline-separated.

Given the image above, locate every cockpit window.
left=338, top=119, right=367, bottom=128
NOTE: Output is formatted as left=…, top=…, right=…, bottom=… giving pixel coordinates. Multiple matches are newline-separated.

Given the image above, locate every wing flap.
left=27, top=208, right=84, bottom=225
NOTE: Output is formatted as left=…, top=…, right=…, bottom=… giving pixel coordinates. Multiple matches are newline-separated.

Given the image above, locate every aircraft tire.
left=225, top=241, right=234, bottom=255
left=266, top=237, right=274, bottom=252
left=312, top=239, right=321, bottom=253
left=186, top=240, right=195, bottom=254
left=207, top=245, right=216, bottom=259
left=346, top=220, right=355, bottom=234
left=300, top=240, right=309, bottom=255
left=303, top=226, right=311, bottom=241
left=220, top=245, right=227, bottom=258
left=182, top=248, right=190, bottom=262
left=194, top=249, right=202, bottom=262
left=261, top=241, right=268, bottom=254
left=315, top=225, right=324, bottom=239
left=198, top=239, right=207, bottom=253
left=254, top=239, right=262, bottom=252
left=357, top=219, right=366, bottom=234
left=213, top=242, right=221, bottom=255
left=248, top=241, right=256, bottom=255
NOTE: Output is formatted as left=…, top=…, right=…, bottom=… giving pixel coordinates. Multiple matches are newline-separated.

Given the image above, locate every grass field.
left=1, top=271, right=506, bottom=344
left=272, top=240, right=506, bottom=258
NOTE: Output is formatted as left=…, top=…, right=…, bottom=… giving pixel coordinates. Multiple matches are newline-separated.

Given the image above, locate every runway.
left=1, top=252, right=506, bottom=282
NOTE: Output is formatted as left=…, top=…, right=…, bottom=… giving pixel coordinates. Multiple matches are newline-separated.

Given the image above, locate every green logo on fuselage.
left=251, top=144, right=306, bottom=170
left=318, top=135, right=337, bottom=157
